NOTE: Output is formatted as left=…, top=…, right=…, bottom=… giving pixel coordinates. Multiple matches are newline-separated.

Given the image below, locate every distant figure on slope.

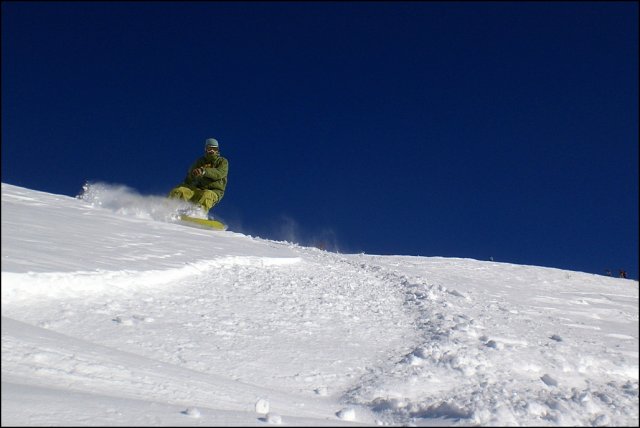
left=168, top=138, right=229, bottom=218
left=618, top=270, right=627, bottom=279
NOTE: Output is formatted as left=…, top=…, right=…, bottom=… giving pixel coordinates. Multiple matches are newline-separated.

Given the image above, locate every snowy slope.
left=1, top=182, right=638, bottom=426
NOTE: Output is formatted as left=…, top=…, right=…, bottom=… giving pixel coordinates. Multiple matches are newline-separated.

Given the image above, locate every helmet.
left=205, top=138, right=219, bottom=148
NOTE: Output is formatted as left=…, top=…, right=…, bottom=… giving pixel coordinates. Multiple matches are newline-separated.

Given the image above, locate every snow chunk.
left=255, top=398, right=270, bottom=414
left=336, top=407, right=356, bottom=421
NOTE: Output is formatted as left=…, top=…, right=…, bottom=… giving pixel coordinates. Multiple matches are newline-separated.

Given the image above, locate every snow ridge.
left=1, top=256, right=301, bottom=304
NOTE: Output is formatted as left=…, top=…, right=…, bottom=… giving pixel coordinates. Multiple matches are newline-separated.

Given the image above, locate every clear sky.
left=2, top=1, right=638, bottom=278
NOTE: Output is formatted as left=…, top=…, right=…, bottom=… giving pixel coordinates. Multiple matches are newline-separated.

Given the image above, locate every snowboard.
left=179, top=215, right=227, bottom=231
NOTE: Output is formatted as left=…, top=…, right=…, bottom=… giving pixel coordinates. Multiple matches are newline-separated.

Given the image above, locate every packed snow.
left=1, top=182, right=638, bottom=426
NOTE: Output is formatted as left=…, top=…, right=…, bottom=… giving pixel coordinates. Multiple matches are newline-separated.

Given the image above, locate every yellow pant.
left=168, top=186, right=220, bottom=212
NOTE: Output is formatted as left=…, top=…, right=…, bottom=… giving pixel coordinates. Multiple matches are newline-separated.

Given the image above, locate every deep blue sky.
left=2, top=1, right=638, bottom=278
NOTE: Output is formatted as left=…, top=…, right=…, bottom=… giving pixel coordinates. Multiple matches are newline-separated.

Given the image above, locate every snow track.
left=339, top=256, right=639, bottom=426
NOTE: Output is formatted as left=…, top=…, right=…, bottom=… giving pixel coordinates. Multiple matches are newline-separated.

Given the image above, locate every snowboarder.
left=168, top=138, right=229, bottom=217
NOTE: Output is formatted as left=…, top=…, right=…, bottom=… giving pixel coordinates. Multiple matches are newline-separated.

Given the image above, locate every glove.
left=192, top=167, right=205, bottom=177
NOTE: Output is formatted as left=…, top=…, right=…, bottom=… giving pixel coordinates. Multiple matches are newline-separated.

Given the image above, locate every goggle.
left=205, top=146, right=219, bottom=152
